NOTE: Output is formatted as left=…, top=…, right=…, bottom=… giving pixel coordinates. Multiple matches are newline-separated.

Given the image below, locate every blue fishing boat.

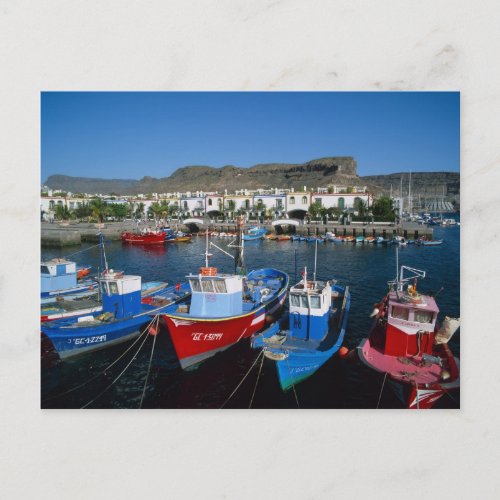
left=251, top=265, right=350, bottom=391
left=41, top=269, right=191, bottom=360
left=41, top=258, right=97, bottom=300
left=356, top=235, right=365, bottom=243
left=242, top=226, right=267, bottom=241
left=376, top=236, right=392, bottom=245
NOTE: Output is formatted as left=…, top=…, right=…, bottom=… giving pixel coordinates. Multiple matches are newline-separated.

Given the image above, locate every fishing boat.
left=41, top=258, right=97, bottom=300
left=243, top=226, right=267, bottom=241
left=364, top=236, right=375, bottom=244
left=276, top=234, right=291, bottom=241
left=291, top=234, right=301, bottom=241
left=324, top=231, right=336, bottom=242
left=41, top=280, right=169, bottom=322
left=344, top=235, right=355, bottom=243
left=417, top=238, right=443, bottom=246
left=121, top=230, right=165, bottom=245
left=332, top=236, right=344, bottom=243
left=356, top=235, right=365, bottom=244
left=252, top=258, right=350, bottom=391
left=41, top=270, right=191, bottom=360
left=375, top=236, right=391, bottom=245
left=174, top=234, right=192, bottom=242
left=159, top=219, right=289, bottom=370
left=357, top=264, right=460, bottom=409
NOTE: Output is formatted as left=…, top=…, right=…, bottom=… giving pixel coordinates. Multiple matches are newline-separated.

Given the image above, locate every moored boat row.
left=41, top=228, right=458, bottom=409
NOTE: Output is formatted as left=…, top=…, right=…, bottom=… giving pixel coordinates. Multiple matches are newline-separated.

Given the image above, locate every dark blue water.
left=41, top=221, right=460, bottom=409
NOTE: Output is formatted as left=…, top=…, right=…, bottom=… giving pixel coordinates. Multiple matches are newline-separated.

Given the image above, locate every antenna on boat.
left=313, top=239, right=318, bottom=283
left=204, top=227, right=209, bottom=268
left=98, top=232, right=108, bottom=274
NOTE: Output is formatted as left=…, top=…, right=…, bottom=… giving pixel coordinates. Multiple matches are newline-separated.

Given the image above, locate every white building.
left=311, top=192, right=372, bottom=210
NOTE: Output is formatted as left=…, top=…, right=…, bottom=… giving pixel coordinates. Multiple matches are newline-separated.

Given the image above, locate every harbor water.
left=41, top=222, right=460, bottom=409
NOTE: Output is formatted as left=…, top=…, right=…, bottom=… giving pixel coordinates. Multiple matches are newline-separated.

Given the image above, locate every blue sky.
left=41, top=92, right=459, bottom=181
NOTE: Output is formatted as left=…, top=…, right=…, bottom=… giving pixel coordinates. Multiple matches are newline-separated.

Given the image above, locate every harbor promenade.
left=41, top=220, right=432, bottom=247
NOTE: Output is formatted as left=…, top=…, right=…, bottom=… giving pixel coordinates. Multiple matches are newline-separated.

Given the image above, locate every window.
left=302, top=196, right=308, bottom=205
left=300, top=295, right=309, bottom=308
left=338, top=197, right=345, bottom=209
left=276, top=199, right=283, bottom=208
left=289, top=196, right=295, bottom=205
left=101, top=283, right=108, bottom=295
left=310, top=296, right=321, bottom=309
left=189, top=279, right=201, bottom=292
left=290, top=294, right=300, bottom=307
left=208, top=199, right=213, bottom=206
left=414, top=310, right=434, bottom=324
left=257, top=199, right=263, bottom=205
left=183, top=201, right=188, bottom=209
left=109, top=281, right=118, bottom=295
left=201, top=280, right=214, bottom=292
left=213, top=280, right=227, bottom=293
left=41, top=265, right=50, bottom=274
left=244, top=199, right=250, bottom=209
left=391, top=306, right=409, bottom=320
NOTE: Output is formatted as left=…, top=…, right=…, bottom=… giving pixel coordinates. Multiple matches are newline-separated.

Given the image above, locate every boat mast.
left=313, top=239, right=318, bottom=283
left=408, top=171, right=412, bottom=216
left=205, top=228, right=209, bottom=268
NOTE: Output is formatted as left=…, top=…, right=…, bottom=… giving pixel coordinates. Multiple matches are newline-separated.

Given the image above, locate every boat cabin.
left=187, top=267, right=244, bottom=318
left=288, top=278, right=332, bottom=341
left=41, top=258, right=77, bottom=293
left=384, top=288, right=439, bottom=356
left=100, top=270, right=142, bottom=318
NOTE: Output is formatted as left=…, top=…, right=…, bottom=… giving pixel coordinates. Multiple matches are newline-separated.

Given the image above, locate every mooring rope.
left=248, top=350, right=265, bottom=409
left=42, top=315, right=158, bottom=403
left=376, top=371, right=388, bottom=409
left=139, top=316, right=160, bottom=409
left=63, top=243, right=103, bottom=259
left=220, top=350, right=264, bottom=409
left=79, top=327, right=152, bottom=409
left=285, top=356, right=300, bottom=409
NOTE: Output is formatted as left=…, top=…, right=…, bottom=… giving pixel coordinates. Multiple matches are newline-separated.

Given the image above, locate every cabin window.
left=201, top=280, right=214, bottom=292
left=310, top=295, right=321, bottom=309
left=300, top=295, right=309, bottom=308
left=213, top=280, right=227, bottom=293
left=41, top=265, right=50, bottom=274
left=109, top=281, right=118, bottom=295
left=413, top=310, right=434, bottom=324
left=290, top=294, right=300, bottom=307
left=391, top=306, right=409, bottom=320
left=101, top=283, right=108, bottom=294
left=189, top=279, right=202, bottom=292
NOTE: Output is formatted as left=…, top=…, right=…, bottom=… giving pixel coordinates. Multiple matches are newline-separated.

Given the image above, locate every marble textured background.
left=0, top=1, right=499, bottom=498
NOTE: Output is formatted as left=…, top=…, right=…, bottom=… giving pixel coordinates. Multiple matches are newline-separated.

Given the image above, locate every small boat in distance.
left=121, top=230, right=165, bottom=245
left=417, top=238, right=443, bottom=246
left=243, top=226, right=267, bottom=241
left=357, top=263, right=460, bottom=409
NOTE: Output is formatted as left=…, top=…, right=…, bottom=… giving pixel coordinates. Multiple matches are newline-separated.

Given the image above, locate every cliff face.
left=45, top=157, right=359, bottom=194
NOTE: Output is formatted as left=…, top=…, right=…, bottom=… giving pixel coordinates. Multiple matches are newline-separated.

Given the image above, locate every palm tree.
left=148, top=202, right=164, bottom=222
left=89, top=198, right=109, bottom=223
left=54, top=204, right=70, bottom=221
left=134, top=202, right=145, bottom=220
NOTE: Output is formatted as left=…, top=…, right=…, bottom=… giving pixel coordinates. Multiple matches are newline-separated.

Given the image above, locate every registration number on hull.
left=68, top=335, right=107, bottom=345
left=191, top=333, right=223, bottom=341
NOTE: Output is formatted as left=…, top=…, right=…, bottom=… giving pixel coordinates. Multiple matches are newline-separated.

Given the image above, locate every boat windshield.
left=414, top=310, right=434, bottom=324
left=391, top=306, right=409, bottom=320
left=41, top=265, right=50, bottom=274
left=310, top=295, right=321, bottom=309
left=290, top=294, right=300, bottom=307
left=189, top=279, right=202, bottom=292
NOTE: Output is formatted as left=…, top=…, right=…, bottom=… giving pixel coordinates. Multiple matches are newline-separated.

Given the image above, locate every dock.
left=41, top=221, right=432, bottom=247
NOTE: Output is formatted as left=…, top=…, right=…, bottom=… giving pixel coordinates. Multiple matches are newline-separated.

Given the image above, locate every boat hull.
left=162, top=284, right=288, bottom=370
left=121, top=232, right=165, bottom=245
left=357, top=338, right=459, bottom=409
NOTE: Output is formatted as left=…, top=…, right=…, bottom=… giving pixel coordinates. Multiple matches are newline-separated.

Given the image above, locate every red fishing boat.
left=121, top=230, right=165, bottom=245
left=357, top=264, right=460, bottom=409
left=160, top=218, right=289, bottom=369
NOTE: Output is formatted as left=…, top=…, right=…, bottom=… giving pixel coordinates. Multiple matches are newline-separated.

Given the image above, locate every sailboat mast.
left=408, top=171, right=412, bottom=215
left=205, top=229, right=209, bottom=268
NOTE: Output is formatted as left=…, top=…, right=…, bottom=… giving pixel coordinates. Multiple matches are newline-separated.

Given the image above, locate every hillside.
left=44, top=157, right=459, bottom=203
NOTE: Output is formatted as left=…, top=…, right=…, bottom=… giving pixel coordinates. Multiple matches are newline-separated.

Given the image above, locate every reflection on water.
left=41, top=223, right=460, bottom=409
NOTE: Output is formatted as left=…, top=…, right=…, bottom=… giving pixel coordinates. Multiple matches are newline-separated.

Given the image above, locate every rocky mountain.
left=44, top=157, right=459, bottom=203
left=44, top=157, right=359, bottom=194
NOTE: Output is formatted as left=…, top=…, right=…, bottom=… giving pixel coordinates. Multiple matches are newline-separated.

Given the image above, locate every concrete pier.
left=41, top=220, right=432, bottom=247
